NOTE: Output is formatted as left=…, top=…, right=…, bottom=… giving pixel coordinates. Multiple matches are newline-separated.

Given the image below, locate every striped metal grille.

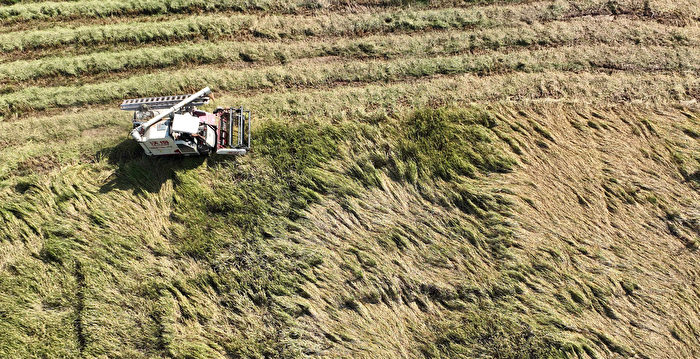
left=119, top=94, right=210, bottom=111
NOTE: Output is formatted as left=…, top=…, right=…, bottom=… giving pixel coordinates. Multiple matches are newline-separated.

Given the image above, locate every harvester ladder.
left=120, top=94, right=210, bottom=111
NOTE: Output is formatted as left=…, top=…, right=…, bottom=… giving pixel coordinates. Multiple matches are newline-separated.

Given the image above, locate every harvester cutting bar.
left=120, top=94, right=210, bottom=111
left=218, top=107, right=251, bottom=151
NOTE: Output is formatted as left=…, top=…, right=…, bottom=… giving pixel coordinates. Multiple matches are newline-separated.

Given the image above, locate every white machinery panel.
left=172, top=114, right=200, bottom=134
left=141, top=122, right=178, bottom=155
left=141, top=138, right=179, bottom=155
left=206, top=126, right=216, bottom=147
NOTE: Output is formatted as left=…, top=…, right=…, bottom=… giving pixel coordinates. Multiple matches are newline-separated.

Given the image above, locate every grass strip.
left=0, top=0, right=537, bottom=23
left=0, top=0, right=326, bottom=23
left=0, top=0, right=678, bottom=53
left=1, top=0, right=79, bottom=5
left=1, top=0, right=695, bottom=25
left=0, top=44, right=697, bottom=116
left=1, top=17, right=695, bottom=85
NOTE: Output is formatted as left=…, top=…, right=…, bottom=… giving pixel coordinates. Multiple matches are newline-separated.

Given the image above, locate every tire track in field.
left=73, top=260, right=87, bottom=355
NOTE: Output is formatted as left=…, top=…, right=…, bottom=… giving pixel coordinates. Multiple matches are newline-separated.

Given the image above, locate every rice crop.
left=1, top=44, right=696, bottom=115
left=1, top=0, right=699, bottom=357
left=2, top=17, right=696, bottom=84
left=0, top=0, right=677, bottom=53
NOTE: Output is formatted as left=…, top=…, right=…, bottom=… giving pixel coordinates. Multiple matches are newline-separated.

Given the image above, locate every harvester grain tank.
left=121, top=87, right=250, bottom=156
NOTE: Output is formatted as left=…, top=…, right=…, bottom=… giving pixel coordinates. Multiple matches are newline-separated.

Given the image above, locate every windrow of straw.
left=1, top=0, right=695, bottom=23
left=1, top=44, right=697, bottom=116
left=0, top=0, right=322, bottom=22
left=2, top=17, right=695, bottom=85
left=0, top=0, right=681, bottom=53
left=0, top=0, right=541, bottom=23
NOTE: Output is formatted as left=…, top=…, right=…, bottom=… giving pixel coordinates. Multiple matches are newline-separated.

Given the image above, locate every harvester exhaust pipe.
left=130, top=87, right=212, bottom=142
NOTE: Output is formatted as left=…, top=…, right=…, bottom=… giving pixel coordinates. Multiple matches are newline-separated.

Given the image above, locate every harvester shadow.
left=98, top=139, right=205, bottom=195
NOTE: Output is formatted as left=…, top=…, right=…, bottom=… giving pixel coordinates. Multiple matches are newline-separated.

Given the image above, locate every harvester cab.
left=121, top=87, right=251, bottom=156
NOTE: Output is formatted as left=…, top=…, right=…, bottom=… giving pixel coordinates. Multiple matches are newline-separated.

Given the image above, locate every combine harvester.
left=121, top=87, right=250, bottom=156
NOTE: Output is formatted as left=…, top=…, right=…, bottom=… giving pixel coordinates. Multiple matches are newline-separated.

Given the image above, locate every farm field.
left=0, top=0, right=699, bottom=358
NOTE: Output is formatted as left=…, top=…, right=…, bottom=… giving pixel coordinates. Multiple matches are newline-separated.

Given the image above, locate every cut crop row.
left=1, top=0, right=694, bottom=25
left=1, top=0, right=77, bottom=5
left=3, top=17, right=695, bottom=86
left=0, top=0, right=535, bottom=34
left=0, top=0, right=676, bottom=54
left=0, top=0, right=331, bottom=23
left=1, top=44, right=696, bottom=116
left=0, top=0, right=533, bottom=23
